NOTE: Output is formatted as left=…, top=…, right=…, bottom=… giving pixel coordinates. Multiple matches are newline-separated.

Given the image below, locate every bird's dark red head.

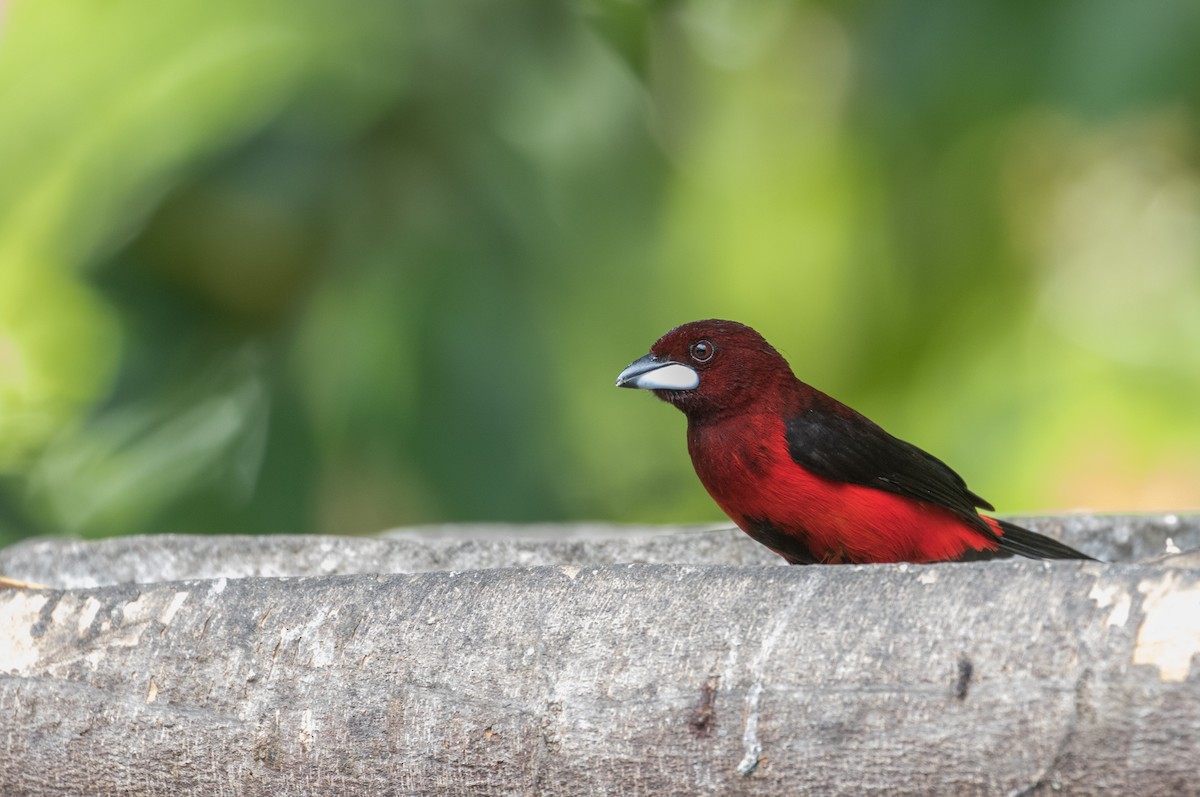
left=616, top=319, right=793, bottom=420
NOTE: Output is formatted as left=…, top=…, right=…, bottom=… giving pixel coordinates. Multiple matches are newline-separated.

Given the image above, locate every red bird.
left=616, top=319, right=1093, bottom=564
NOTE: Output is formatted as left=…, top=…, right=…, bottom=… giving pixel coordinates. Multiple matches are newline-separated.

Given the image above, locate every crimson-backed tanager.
left=616, top=319, right=1093, bottom=564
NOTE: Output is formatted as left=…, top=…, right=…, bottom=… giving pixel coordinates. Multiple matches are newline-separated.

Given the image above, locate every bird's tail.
left=990, top=517, right=1097, bottom=561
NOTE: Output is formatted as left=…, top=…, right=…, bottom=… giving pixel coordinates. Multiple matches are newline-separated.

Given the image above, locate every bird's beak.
left=615, top=354, right=699, bottom=391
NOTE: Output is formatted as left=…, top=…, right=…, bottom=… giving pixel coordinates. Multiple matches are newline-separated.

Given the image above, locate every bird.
left=615, top=319, right=1094, bottom=564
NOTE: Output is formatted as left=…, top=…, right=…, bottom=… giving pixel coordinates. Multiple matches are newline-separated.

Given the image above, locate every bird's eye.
left=690, top=340, right=714, bottom=363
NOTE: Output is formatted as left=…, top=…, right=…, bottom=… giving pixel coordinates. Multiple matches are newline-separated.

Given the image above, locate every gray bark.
left=1, top=515, right=1199, bottom=796
left=4, top=514, right=1196, bottom=589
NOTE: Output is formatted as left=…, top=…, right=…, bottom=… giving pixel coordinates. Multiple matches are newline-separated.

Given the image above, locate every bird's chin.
left=653, top=388, right=698, bottom=411
left=652, top=388, right=683, bottom=403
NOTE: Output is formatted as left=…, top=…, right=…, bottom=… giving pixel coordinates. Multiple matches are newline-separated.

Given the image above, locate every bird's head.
left=615, top=319, right=792, bottom=419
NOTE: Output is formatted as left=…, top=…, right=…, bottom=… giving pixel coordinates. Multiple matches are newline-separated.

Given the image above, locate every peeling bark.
left=1, top=517, right=1199, bottom=796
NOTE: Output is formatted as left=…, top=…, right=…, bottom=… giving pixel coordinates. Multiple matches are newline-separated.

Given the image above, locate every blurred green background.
left=2, top=0, right=1199, bottom=546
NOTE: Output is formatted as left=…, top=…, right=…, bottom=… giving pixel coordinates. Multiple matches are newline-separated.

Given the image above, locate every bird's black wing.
left=783, top=398, right=999, bottom=541
left=784, top=397, right=1096, bottom=560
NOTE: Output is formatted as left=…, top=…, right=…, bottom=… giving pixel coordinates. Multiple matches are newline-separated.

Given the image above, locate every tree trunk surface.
left=1, top=516, right=1199, bottom=796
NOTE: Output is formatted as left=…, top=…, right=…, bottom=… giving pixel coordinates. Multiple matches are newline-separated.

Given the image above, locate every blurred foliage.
left=2, top=0, right=1199, bottom=545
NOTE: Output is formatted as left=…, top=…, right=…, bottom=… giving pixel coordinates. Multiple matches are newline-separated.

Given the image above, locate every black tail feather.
left=990, top=518, right=1097, bottom=561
